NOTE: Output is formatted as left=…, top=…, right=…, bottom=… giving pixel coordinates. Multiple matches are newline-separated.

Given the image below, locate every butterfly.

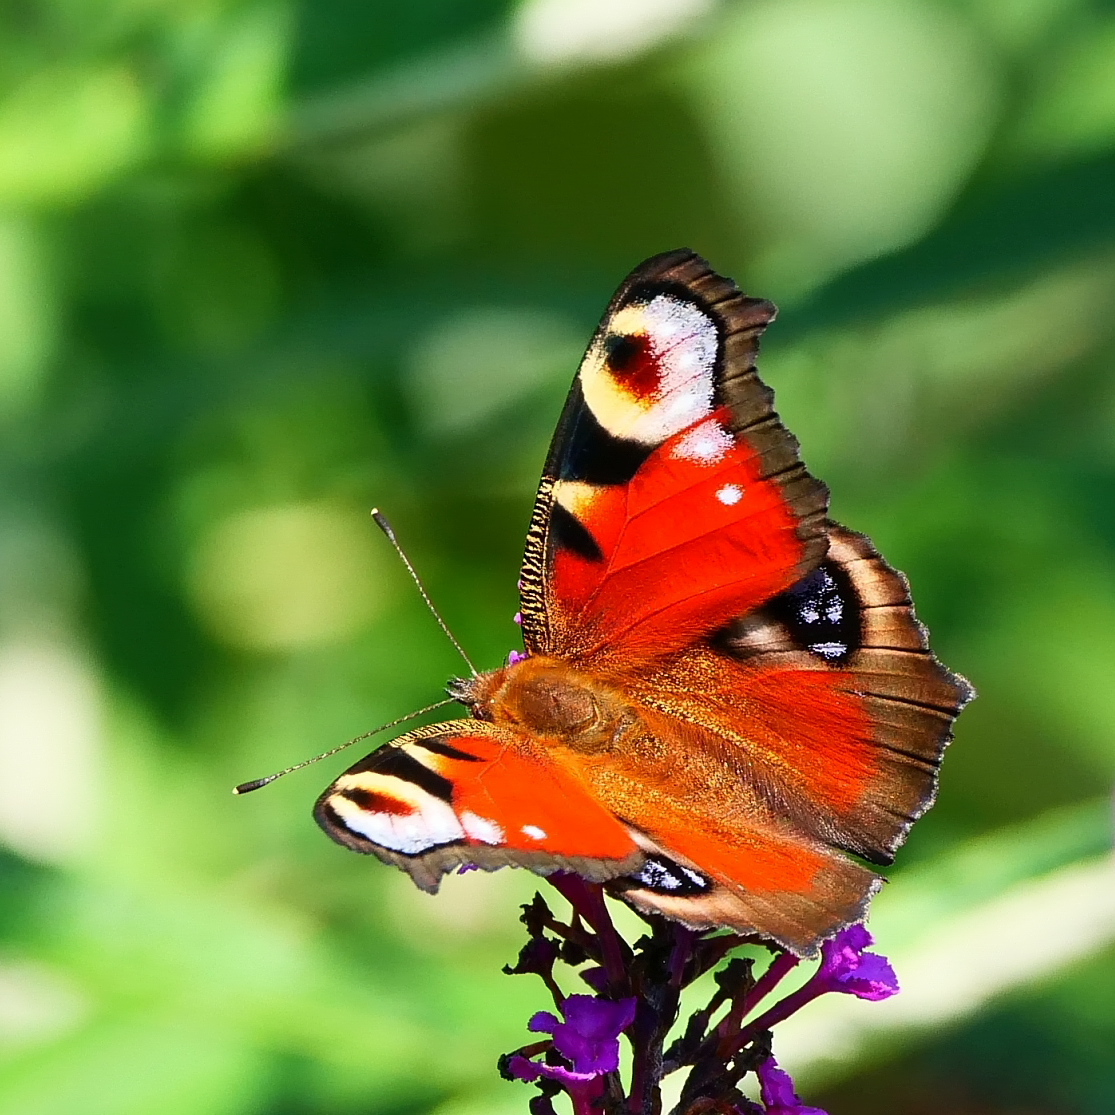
left=314, top=250, right=972, bottom=957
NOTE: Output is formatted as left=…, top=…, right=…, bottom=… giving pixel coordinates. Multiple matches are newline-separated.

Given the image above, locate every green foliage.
left=0, top=1, right=1113, bottom=1112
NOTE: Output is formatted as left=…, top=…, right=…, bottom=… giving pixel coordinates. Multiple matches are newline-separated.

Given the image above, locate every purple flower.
left=815, top=924, right=899, bottom=1001
left=506, top=649, right=528, bottom=665
left=507, top=1053, right=596, bottom=1086
left=735, top=925, right=900, bottom=1043
left=508, top=994, right=636, bottom=1087
left=530, top=994, right=637, bottom=1074
left=757, top=1057, right=828, bottom=1115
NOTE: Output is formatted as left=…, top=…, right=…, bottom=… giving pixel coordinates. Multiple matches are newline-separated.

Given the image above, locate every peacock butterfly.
left=313, top=250, right=972, bottom=957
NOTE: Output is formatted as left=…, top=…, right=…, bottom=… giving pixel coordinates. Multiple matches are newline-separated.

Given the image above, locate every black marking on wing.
left=872, top=692, right=962, bottom=719
left=625, top=278, right=729, bottom=391
left=349, top=746, right=454, bottom=802
left=604, top=332, right=643, bottom=372
left=339, top=786, right=394, bottom=811
left=412, top=736, right=484, bottom=762
left=336, top=787, right=372, bottom=810
left=769, top=561, right=861, bottom=664
left=550, top=502, right=605, bottom=562
left=551, top=381, right=653, bottom=485
left=626, top=278, right=722, bottom=317
left=625, top=856, right=712, bottom=896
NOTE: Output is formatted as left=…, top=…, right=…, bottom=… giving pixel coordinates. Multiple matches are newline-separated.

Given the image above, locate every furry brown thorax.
left=448, top=657, right=641, bottom=754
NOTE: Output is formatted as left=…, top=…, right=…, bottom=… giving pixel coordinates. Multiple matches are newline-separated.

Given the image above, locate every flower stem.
left=628, top=924, right=696, bottom=1115
left=733, top=980, right=823, bottom=1050
left=717, top=950, right=799, bottom=1058
left=549, top=874, right=631, bottom=991
left=569, top=1075, right=608, bottom=1115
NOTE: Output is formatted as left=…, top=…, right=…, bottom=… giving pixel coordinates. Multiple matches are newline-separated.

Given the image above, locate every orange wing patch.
left=547, top=408, right=811, bottom=665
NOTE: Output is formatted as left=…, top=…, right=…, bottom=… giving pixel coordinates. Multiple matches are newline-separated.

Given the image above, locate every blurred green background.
left=1, top=0, right=1114, bottom=1112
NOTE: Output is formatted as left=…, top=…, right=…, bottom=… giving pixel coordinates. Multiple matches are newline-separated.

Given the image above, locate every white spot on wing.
left=553, top=479, right=602, bottom=518
left=522, top=824, right=548, bottom=841
left=461, top=811, right=505, bottom=845
left=673, top=421, right=733, bottom=463
left=632, top=858, right=709, bottom=892
left=680, top=865, right=708, bottom=888
left=716, top=483, right=744, bottom=505
left=636, top=860, right=680, bottom=890
left=330, top=775, right=465, bottom=854
left=811, top=641, right=847, bottom=659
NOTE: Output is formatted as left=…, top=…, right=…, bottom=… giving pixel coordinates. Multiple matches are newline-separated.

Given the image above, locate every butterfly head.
left=445, top=673, right=485, bottom=713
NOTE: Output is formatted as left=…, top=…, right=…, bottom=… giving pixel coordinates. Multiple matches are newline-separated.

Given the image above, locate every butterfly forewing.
left=518, top=250, right=829, bottom=666
left=314, top=720, right=644, bottom=892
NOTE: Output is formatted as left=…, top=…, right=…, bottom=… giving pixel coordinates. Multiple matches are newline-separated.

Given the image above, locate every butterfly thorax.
left=450, top=657, right=641, bottom=755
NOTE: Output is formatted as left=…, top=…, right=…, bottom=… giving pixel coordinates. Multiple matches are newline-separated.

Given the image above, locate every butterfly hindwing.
left=613, top=822, right=881, bottom=954
left=605, top=521, right=970, bottom=903
left=707, top=522, right=973, bottom=864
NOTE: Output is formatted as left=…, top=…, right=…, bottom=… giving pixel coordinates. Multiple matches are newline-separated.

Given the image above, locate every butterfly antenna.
left=232, top=698, right=455, bottom=795
left=371, top=509, right=478, bottom=676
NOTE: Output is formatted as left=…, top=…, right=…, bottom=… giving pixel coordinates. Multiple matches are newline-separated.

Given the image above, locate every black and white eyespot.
left=771, top=563, right=861, bottom=664
left=580, top=291, right=721, bottom=446
left=320, top=771, right=466, bottom=856
left=628, top=856, right=711, bottom=896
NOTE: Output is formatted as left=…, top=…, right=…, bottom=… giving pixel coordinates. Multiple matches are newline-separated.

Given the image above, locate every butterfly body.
left=314, top=250, right=972, bottom=956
